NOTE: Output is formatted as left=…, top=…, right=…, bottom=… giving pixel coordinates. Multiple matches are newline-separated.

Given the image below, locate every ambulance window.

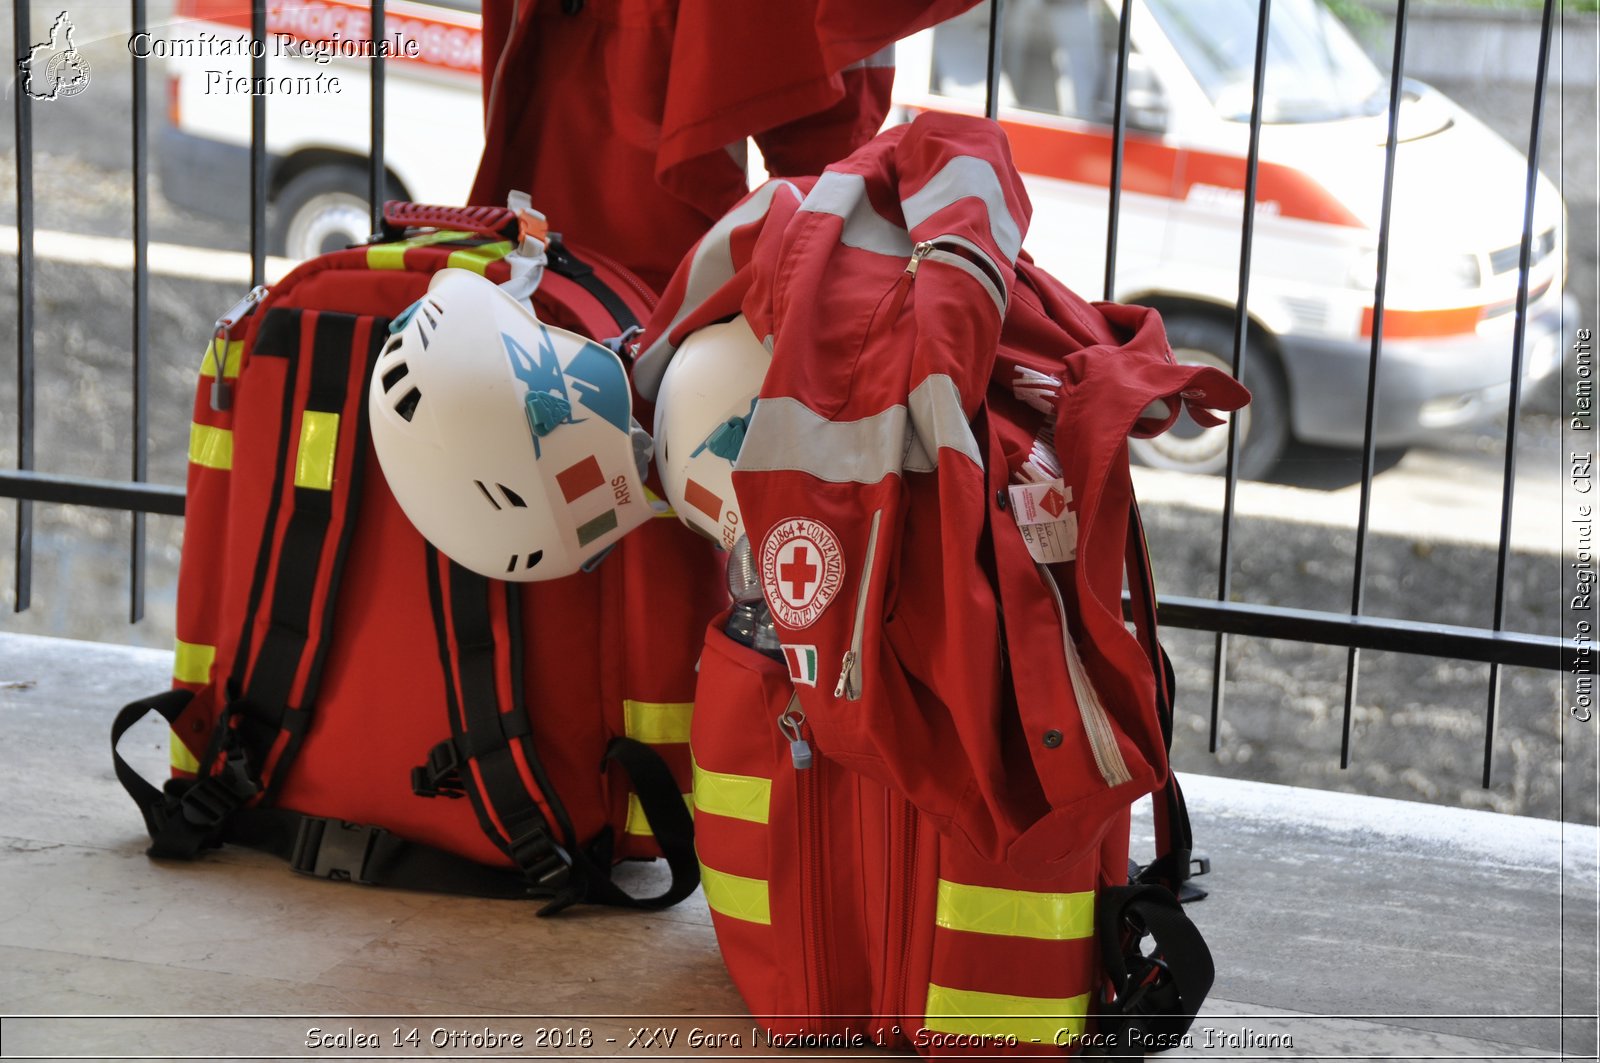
left=929, top=0, right=1128, bottom=124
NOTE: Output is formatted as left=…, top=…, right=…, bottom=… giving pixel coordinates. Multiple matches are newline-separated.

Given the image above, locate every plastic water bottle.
left=725, top=535, right=783, bottom=660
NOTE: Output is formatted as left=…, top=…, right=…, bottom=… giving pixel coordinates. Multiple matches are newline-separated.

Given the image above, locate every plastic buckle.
left=411, top=741, right=465, bottom=800
left=1189, top=853, right=1211, bottom=878
left=178, top=755, right=257, bottom=828
left=508, top=826, right=573, bottom=891
left=1115, top=953, right=1172, bottom=1014
left=290, top=817, right=383, bottom=884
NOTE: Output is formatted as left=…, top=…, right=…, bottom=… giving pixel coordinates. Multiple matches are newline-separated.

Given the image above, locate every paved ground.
left=0, top=631, right=1595, bottom=1059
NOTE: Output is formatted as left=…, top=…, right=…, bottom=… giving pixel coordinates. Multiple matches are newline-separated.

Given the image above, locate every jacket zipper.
left=779, top=695, right=832, bottom=1025
left=1039, top=564, right=1134, bottom=788
left=834, top=508, right=884, bottom=701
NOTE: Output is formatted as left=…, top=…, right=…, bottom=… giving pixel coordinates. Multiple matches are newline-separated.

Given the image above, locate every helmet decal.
left=564, top=341, right=633, bottom=435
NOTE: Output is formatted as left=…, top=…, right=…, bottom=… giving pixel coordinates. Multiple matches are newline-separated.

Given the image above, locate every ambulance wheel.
left=1127, top=316, right=1288, bottom=480
left=271, top=165, right=394, bottom=261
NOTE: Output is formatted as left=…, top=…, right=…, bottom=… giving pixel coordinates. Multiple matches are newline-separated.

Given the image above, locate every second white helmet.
left=652, top=316, right=771, bottom=549
left=369, top=268, right=652, bottom=581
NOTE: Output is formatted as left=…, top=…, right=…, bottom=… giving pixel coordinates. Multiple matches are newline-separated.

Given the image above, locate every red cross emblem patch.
left=760, top=518, right=845, bottom=630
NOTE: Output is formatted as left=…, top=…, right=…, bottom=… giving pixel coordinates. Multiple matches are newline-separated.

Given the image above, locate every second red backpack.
left=113, top=201, right=725, bottom=913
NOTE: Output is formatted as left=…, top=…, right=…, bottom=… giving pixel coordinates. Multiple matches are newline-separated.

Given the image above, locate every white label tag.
left=1008, top=480, right=1078, bottom=564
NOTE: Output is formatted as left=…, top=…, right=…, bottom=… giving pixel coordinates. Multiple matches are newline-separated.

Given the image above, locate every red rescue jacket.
left=637, top=112, right=1248, bottom=873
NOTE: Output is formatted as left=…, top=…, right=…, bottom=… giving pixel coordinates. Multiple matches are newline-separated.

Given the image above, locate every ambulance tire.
left=1127, top=315, right=1288, bottom=481
left=270, top=165, right=399, bottom=262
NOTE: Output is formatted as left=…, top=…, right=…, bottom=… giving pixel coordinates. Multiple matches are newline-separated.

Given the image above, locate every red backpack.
left=637, top=114, right=1243, bottom=1053
left=112, top=201, right=724, bottom=913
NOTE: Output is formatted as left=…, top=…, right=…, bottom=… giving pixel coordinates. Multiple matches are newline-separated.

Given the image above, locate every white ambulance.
left=160, top=0, right=1570, bottom=477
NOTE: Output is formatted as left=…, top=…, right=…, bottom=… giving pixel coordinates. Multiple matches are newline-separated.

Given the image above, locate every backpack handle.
left=380, top=200, right=522, bottom=243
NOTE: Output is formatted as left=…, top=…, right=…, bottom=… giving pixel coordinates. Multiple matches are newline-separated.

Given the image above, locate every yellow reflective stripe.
left=188, top=424, right=233, bottom=470
left=935, top=880, right=1095, bottom=941
left=643, top=485, right=677, bottom=519
left=199, top=339, right=243, bottom=380
left=366, top=229, right=472, bottom=269
left=622, top=699, right=693, bottom=744
left=170, top=732, right=201, bottom=774
left=924, top=984, right=1088, bottom=1044
left=700, top=864, right=770, bottom=925
left=172, top=639, right=216, bottom=685
left=691, top=759, right=770, bottom=825
left=293, top=411, right=340, bottom=491
left=624, top=792, right=694, bottom=836
left=447, top=241, right=513, bottom=274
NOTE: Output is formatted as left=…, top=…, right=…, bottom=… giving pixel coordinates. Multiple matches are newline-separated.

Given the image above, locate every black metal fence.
left=3, top=0, right=1578, bottom=788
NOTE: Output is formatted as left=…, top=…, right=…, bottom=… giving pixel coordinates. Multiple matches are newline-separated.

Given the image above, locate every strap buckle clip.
left=411, top=741, right=465, bottom=800
left=508, top=825, right=573, bottom=891
left=290, top=817, right=385, bottom=884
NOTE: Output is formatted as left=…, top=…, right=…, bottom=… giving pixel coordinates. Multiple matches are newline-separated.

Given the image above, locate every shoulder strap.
left=422, top=549, right=699, bottom=912
left=128, top=308, right=383, bottom=860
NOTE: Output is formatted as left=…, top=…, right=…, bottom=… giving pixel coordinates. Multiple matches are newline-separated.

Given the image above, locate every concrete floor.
left=0, top=631, right=1596, bottom=1060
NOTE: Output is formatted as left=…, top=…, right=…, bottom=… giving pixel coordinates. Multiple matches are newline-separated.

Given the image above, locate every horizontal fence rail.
left=1, top=0, right=1580, bottom=790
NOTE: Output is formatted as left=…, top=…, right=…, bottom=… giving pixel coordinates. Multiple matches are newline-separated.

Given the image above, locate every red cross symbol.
left=780, top=545, right=819, bottom=602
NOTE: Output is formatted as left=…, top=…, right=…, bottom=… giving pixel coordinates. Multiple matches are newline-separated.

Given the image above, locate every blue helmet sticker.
left=503, top=324, right=631, bottom=459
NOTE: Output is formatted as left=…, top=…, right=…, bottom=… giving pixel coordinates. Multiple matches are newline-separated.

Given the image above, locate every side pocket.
left=691, top=614, right=875, bottom=1040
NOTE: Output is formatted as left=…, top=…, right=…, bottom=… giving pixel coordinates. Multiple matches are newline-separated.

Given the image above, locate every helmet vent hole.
left=525, top=550, right=543, bottom=570
left=422, top=307, right=438, bottom=329
left=383, top=336, right=403, bottom=356
left=498, top=484, right=527, bottom=508
left=416, top=326, right=430, bottom=350
left=381, top=363, right=409, bottom=393
left=474, top=481, right=502, bottom=510
left=394, top=387, right=422, bottom=422
left=428, top=299, right=444, bottom=315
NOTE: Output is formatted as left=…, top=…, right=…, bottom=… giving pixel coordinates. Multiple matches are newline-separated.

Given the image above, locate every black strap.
left=544, top=237, right=638, bottom=333
left=1095, top=884, right=1215, bottom=1057
left=426, top=548, right=582, bottom=910
left=212, top=309, right=382, bottom=804
left=581, top=737, right=700, bottom=910
left=113, top=690, right=259, bottom=860
left=1125, top=501, right=1200, bottom=894
left=229, top=808, right=540, bottom=898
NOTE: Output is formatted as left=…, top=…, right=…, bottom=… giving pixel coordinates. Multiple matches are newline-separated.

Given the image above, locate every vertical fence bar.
left=1482, top=0, right=1558, bottom=788
left=369, top=0, right=386, bottom=231
left=12, top=0, right=36, bottom=613
left=129, top=0, right=150, bottom=623
left=1340, top=0, right=1410, bottom=768
left=1208, top=0, right=1273, bottom=751
left=984, top=0, right=1004, bottom=121
left=250, top=0, right=268, bottom=283
left=1102, top=0, right=1134, bottom=302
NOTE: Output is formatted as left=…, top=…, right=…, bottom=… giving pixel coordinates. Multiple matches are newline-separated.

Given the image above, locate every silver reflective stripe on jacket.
left=737, top=374, right=981, bottom=485
left=901, top=154, right=1023, bottom=265
left=799, top=171, right=914, bottom=258
left=633, top=179, right=804, bottom=399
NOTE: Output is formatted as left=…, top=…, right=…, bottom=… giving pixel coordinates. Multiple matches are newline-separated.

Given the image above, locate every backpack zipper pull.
left=209, top=284, right=268, bottom=411
left=833, top=650, right=857, bottom=699
left=777, top=696, right=813, bottom=770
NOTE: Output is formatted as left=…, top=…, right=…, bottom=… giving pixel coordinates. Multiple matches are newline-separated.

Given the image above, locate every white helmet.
left=369, top=268, right=652, bottom=581
left=653, top=316, right=771, bottom=549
